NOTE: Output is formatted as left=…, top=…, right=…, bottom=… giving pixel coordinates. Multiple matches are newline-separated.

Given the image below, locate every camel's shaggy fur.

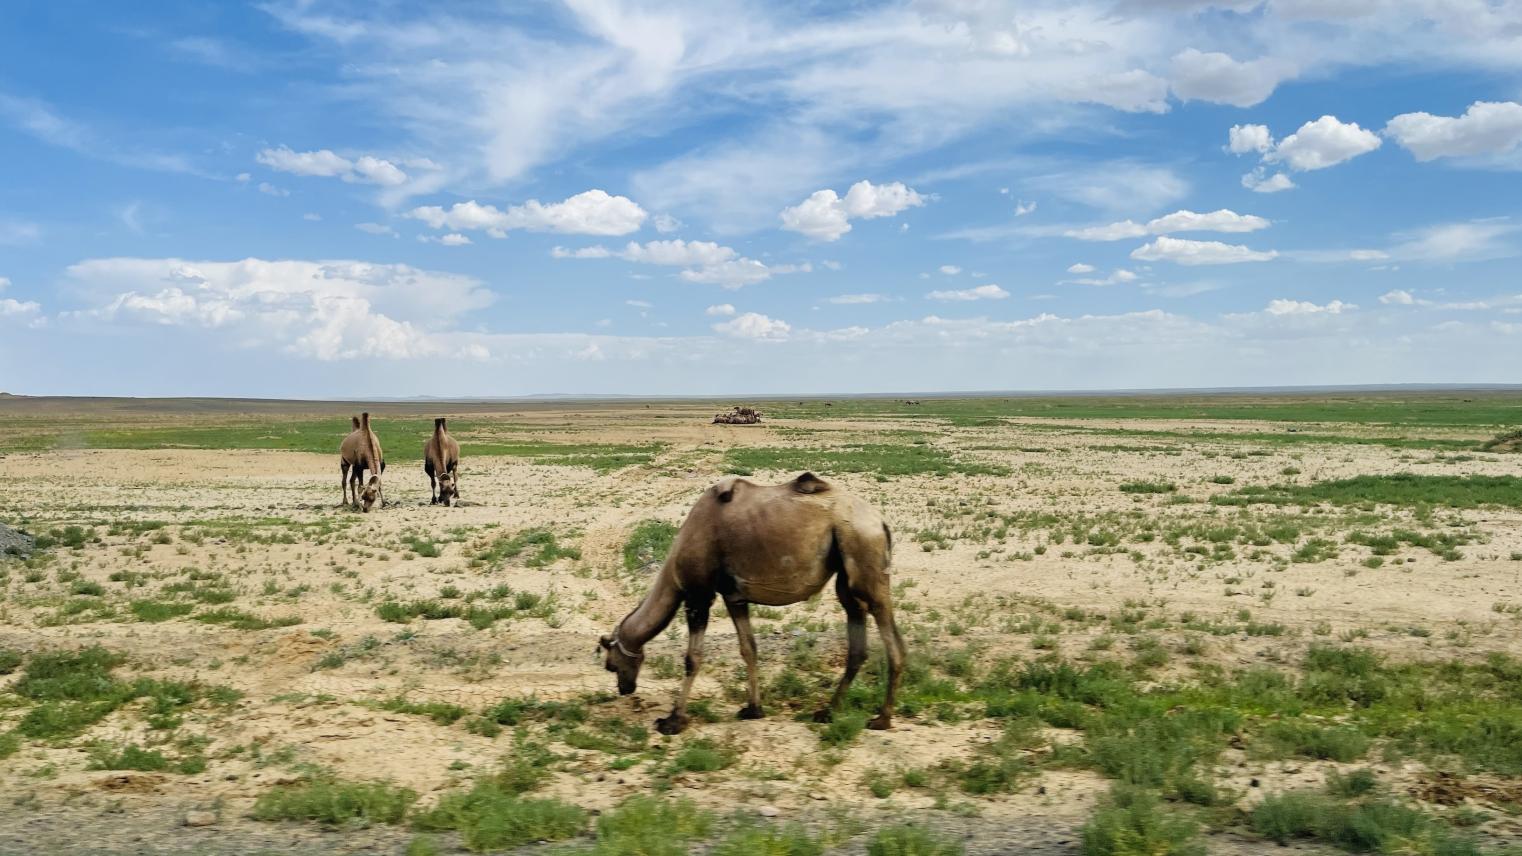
left=423, top=417, right=461, bottom=506
left=600, top=472, right=903, bottom=735
left=339, top=412, right=386, bottom=512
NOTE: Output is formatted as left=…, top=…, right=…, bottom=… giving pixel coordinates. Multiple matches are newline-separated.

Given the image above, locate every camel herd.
left=336, top=414, right=903, bottom=735
left=337, top=413, right=460, bottom=511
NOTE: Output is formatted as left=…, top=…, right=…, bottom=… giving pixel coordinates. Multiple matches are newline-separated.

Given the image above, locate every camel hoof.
left=867, top=715, right=892, bottom=731
left=737, top=704, right=764, bottom=721
left=655, top=714, right=690, bottom=736
left=811, top=708, right=834, bottom=724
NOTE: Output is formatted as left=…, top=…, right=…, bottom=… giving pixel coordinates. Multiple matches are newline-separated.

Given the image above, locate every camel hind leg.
left=341, top=461, right=352, bottom=507
left=815, top=570, right=868, bottom=724
left=425, top=459, right=437, bottom=504
left=728, top=601, right=764, bottom=720
left=866, top=599, right=906, bottom=730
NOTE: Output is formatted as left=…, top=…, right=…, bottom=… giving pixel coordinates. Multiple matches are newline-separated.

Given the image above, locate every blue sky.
left=2, top=0, right=1521, bottom=397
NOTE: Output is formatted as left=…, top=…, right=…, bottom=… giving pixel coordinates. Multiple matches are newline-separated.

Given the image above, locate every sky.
left=2, top=0, right=1521, bottom=398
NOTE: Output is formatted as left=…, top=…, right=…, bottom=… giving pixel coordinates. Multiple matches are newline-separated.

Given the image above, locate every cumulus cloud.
left=257, top=146, right=410, bottom=186
left=1380, top=289, right=1416, bottom=305
left=712, top=311, right=791, bottom=341
left=939, top=265, right=962, bottom=275
left=926, top=284, right=1010, bottom=301
left=1228, top=124, right=1274, bottom=154
left=0, top=277, right=42, bottom=322
left=1067, top=263, right=1097, bottom=274
left=705, top=303, right=736, bottom=316
left=1241, top=169, right=1296, bottom=193
left=62, top=257, right=494, bottom=361
left=1269, top=116, right=1382, bottom=171
left=1068, top=209, right=1269, bottom=241
left=1170, top=49, right=1295, bottom=107
left=1264, top=298, right=1355, bottom=315
left=1131, top=236, right=1278, bottom=265
left=355, top=222, right=397, bottom=237
left=408, top=189, right=647, bottom=237
left=779, top=180, right=925, bottom=241
left=554, top=238, right=807, bottom=289
left=419, top=233, right=472, bottom=246
left=1015, top=200, right=1037, bottom=216
left=1385, top=101, right=1522, bottom=161
left=827, top=293, right=890, bottom=304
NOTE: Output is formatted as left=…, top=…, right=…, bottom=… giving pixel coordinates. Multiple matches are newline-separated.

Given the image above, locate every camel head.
left=598, top=630, right=643, bottom=695
left=436, top=471, right=459, bottom=506
left=360, top=475, right=382, bottom=512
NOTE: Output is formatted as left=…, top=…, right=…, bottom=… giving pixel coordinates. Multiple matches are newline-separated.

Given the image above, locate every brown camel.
left=599, top=472, right=904, bottom=736
left=423, top=417, right=460, bottom=506
left=339, top=412, right=386, bottom=512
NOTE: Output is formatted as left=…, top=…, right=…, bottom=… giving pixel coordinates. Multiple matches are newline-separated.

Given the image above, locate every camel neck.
left=617, top=570, right=681, bottom=650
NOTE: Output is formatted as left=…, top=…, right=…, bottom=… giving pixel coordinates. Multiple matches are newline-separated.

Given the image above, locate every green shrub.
left=669, top=738, right=735, bottom=773
left=867, top=824, right=964, bottom=856
left=1259, top=721, right=1371, bottom=762
left=623, top=520, right=678, bottom=572
left=412, top=781, right=584, bottom=851
left=252, top=778, right=417, bottom=825
left=1120, top=481, right=1176, bottom=494
left=1081, top=786, right=1203, bottom=856
left=710, top=822, right=826, bottom=856
left=586, top=796, right=712, bottom=856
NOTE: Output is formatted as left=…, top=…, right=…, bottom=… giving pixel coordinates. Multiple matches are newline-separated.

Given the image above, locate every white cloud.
left=302, top=212, right=323, bottom=221
left=1147, top=209, right=1270, bottom=234
left=1069, top=209, right=1269, bottom=241
left=1241, top=169, right=1296, bottom=193
left=256, top=146, right=353, bottom=178
left=1131, top=236, right=1278, bottom=265
left=1389, top=219, right=1520, bottom=262
left=1065, top=220, right=1149, bottom=241
left=419, top=233, right=472, bottom=246
left=0, top=220, right=41, bottom=246
left=1066, top=269, right=1139, bottom=287
left=652, top=213, right=683, bottom=233
left=939, top=265, right=962, bottom=275
left=1269, top=116, right=1382, bottom=171
left=705, top=303, right=736, bottom=316
left=62, top=257, right=494, bottom=361
left=1264, top=299, right=1355, bottom=316
left=407, top=189, right=647, bottom=237
left=257, top=182, right=288, bottom=197
left=1067, top=263, right=1096, bottom=274
left=1015, top=200, right=1037, bottom=216
left=257, top=146, right=412, bottom=188
left=1027, top=163, right=1189, bottom=214
left=926, top=284, right=1010, bottom=301
left=554, top=238, right=805, bottom=289
left=779, top=180, right=925, bottom=241
left=1385, top=101, right=1522, bottom=161
left=1228, top=124, right=1274, bottom=154
left=713, top=312, right=791, bottom=341
left=1170, top=49, right=1295, bottom=107
left=827, top=293, right=890, bottom=304
left=355, top=222, right=397, bottom=237
left=1379, top=289, right=1416, bottom=305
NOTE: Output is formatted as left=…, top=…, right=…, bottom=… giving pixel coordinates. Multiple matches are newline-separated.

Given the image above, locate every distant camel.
left=339, top=412, right=386, bottom=512
left=423, top=417, right=460, bottom=506
left=599, top=472, right=903, bottom=735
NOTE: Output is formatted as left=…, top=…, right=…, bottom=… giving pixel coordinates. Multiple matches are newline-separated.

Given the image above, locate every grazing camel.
left=423, top=417, right=460, bottom=506
left=599, top=472, right=903, bottom=736
left=339, top=412, right=386, bottom=512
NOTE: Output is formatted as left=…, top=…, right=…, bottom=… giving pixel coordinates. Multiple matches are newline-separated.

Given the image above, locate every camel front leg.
left=867, top=602, right=907, bottom=731
left=728, top=602, right=764, bottom=720
left=656, top=596, right=711, bottom=735
left=341, top=462, right=351, bottom=507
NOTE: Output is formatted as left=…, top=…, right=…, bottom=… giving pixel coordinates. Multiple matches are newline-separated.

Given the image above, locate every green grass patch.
left=1217, top=474, right=1522, bottom=510
left=193, top=607, right=301, bottom=631
left=867, top=824, right=964, bottom=856
left=723, top=444, right=1008, bottom=478
left=1080, top=785, right=1203, bottom=856
left=623, top=520, right=678, bottom=572
left=130, top=600, right=196, bottom=623
left=474, top=528, right=581, bottom=568
left=1119, top=481, right=1177, bottom=494
left=252, top=778, right=417, bottom=826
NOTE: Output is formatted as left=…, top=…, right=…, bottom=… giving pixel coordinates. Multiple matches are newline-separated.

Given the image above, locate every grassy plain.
left=1, top=390, right=1521, bottom=854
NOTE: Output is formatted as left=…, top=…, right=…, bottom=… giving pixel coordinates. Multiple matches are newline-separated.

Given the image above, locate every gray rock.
left=0, top=522, right=35, bottom=559
left=182, top=811, right=217, bottom=827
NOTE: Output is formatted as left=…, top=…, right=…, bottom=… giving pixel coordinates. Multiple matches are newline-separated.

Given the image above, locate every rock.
left=183, top=811, right=217, bottom=827
left=758, top=805, right=780, bottom=817
left=0, top=522, right=35, bottom=559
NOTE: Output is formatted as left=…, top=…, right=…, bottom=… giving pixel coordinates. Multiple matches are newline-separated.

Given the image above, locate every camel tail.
left=361, top=412, right=380, bottom=474
left=882, top=522, right=893, bottom=567
left=351, top=415, right=360, bottom=430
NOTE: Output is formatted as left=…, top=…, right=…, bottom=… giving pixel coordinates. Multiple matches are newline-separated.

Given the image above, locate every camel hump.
left=791, top=471, right=830, bottom=494
left=711, top=476, right=743, bottom=503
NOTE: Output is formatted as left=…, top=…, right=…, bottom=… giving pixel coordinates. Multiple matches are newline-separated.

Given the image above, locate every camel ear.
left=793, top=472, right=830, bottom=494
left=713, top=476, right=740, bottom=503
left=598, top=634, right=613, bottom=650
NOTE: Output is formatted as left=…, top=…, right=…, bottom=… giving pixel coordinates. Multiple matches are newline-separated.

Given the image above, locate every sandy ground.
left=1, top=408, right=1520, bottom=854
